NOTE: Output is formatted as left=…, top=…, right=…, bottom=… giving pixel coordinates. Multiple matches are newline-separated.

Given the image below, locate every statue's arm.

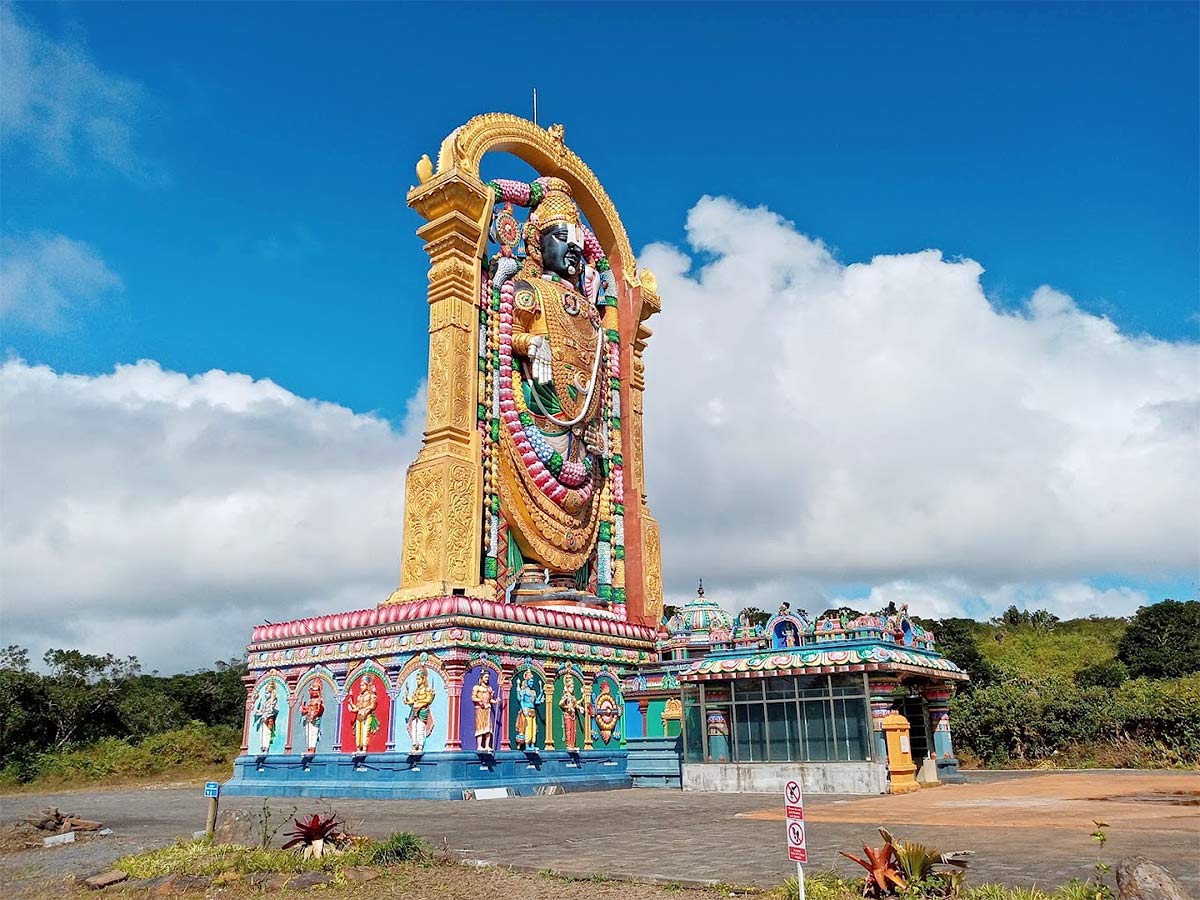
left=510, top=280, right=538, bottom=358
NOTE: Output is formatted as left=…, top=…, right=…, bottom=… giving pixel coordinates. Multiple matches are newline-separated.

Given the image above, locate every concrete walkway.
left=1, top=770, right=1196, bottom=892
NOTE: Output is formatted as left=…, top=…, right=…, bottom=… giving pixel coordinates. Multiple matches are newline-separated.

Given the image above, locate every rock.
left=173, top=875, right=212, bottom=892
left=287, top=871, right=335, bottom=889
left=212, top=808, right=263, bottom=847
left=83, top=870, right=128, bottom=890
left=249, top=872, right=293, bottom=891
left=213, top=870, right=241, bottom=885
left=343, top=866, right=380, bottom=882
left=1117, top=857, right=1193, bottom=900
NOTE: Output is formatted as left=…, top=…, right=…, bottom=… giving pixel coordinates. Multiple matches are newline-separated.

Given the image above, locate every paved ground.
left=1, top=770, right=1197, bottom=893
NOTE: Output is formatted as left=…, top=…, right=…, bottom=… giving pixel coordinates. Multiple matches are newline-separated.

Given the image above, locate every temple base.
left=222, top=750, right=630, bottom=800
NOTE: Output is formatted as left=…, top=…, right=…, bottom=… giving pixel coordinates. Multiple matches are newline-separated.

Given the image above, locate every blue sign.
left=204, top=781, right=220, bottom=798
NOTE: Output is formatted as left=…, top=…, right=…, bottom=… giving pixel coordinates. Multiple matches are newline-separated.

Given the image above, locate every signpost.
left=784, top=779, right=808, bottom=900
left=203, top=781, right=221, bottom=840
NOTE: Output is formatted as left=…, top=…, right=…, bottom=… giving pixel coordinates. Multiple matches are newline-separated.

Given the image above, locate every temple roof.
left=681, top=642, right=968, bottom=682
left=661, top=581, right=734, bottom=648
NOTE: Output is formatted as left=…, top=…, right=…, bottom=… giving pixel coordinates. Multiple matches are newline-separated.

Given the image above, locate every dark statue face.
left=540, top=223, right=584, bottom=280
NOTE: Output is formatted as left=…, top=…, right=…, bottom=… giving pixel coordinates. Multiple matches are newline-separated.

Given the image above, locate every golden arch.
left=431, top=113, right=637, bottom=287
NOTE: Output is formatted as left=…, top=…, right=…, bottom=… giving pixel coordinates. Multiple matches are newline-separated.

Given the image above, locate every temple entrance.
left=899, top=694, right=931, bottom=761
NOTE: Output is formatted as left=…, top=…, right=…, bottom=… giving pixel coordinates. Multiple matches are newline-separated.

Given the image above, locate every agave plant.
left=281, top=813, right=343, bottom=859
left=840, top=838, right=907, bottom=897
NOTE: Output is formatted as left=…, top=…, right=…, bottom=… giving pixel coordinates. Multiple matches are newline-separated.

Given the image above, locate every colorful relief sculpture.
left=252, top=680, right=280, bottom=753
left=591, top=677, right=622, bottom=745
left=300, top=682, right=325, bottom=754
left=558, top=672, right=586, bottom=751
left=403, top=667, right=437, bottom=753
left=471, top=671, right=499, bottom=754
left=514, top=670, right=544, bottom=751
left=346, top=674, right=380, bottom=754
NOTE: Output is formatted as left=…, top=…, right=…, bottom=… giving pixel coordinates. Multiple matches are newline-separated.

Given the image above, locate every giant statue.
left=391, top=114, right=664, bottom=624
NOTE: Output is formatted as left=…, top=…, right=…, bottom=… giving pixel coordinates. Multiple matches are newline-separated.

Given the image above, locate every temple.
left=223, top=114, right=967, bottom=800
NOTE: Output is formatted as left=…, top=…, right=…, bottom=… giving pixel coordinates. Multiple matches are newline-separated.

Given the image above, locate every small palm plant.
left=281, top=813, right=343, bottom=860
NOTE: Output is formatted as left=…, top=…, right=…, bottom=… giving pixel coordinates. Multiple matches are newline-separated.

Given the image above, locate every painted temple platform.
left=224, top=750, right=631, bottom=800
left=224, top=595, right=655, bottom=800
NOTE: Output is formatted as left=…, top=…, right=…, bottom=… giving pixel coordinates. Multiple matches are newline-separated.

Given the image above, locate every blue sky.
left=2, top=2, right=1197, bottom=669
left=6, top=1, right=1197, bottom=418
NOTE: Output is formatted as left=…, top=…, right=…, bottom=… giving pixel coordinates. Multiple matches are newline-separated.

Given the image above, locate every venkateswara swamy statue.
left=389, top=114, right=663, bottom=625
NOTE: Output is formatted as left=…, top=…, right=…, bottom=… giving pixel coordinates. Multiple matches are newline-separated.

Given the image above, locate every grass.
left=114, top=831, right=430, bottom=878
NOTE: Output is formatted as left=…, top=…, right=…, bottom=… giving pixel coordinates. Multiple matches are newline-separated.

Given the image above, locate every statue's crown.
left=531, top=177, right=580, bottom=230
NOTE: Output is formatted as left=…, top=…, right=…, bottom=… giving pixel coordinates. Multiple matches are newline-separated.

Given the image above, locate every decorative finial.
left=416, top=154, right=433, bottom=185
left=548, top=123, right=565, bottom=144
left=697, top=578, right=705, bottom=598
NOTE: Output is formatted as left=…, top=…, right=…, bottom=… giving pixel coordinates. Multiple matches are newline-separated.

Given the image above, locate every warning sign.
left=783, top=780, right=807, bottom=863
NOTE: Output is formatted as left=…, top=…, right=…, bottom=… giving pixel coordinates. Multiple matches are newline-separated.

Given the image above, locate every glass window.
left=796, top=675, right=831, bottom=699
left=703, top=684, right=732, bottom=704
left=835, top=697, right=871, bottom=761
left=734, top=702, right=767, bottom=761
left=831, top=675, right=865, bottom=697
left=734, top=679, right=763, bottom=701
left=765, top=677, right=796, bottom=700
left=767, top=701, right=794, bottom=761
left=705, top=704, right=732, bottom=762
left=682, top=688, right=704, bottom=763
left=803, top=699, right=833, bottom=760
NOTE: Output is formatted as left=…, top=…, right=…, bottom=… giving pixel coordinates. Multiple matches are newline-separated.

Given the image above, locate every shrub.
left=367, top=831, right=430, bottom=866
left=1118, top=600, right=1200, bottom=680
left=1074, top=661, right=1127, bottom=690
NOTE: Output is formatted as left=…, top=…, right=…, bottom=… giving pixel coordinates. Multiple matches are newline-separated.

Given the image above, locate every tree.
left=42, top=649, right=141, bottom=748
left=1118, top=599, right=1200, bottom=680
left=920, top=619, right=996, bottom=689
left=739, top=607, right=771, bottom=628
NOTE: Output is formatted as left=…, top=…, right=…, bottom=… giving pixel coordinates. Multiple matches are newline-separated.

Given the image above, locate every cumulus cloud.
left=642, top=197, right=1199, bottom=619
left=0, top=1, right=159, bottom=180
left=0, top=359, right=423, bottom=671
left=0, top=232, right=123, bottom=330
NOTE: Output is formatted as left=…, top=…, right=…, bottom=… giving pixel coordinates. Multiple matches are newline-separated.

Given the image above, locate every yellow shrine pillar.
left=881, top=711, right=920, bottom=794
left=390, top=171, right=493, bottom=602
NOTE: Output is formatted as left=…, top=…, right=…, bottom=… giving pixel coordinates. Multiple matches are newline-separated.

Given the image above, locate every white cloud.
left=0, top=1, right=158, bottom=180
left=0, top=232, right=123, bottom=330
left=642, top=197, right=1199, bottom=618
left=0, top=359, right=424, bottom=671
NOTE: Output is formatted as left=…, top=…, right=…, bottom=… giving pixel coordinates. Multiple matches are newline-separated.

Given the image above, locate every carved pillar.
left=332, top=691, right=344, bottom=753
left=868, top=678, right=900, bottom=762
left=543, top=674, right=556, bottom=751
left=582, top=674, right=595, bottom=750
left=282, top=674, right=297, bottom=756
left=240, top=676, right=255, bottom=754
left=638, top=697, right=650, bottom=738
left=922, top=686, right=953, bottom=757
left=385, top=688, right=400, bottom=752
left=498, top=672, right=512, bottom=751
left=446, top=663, right=465, bottom=751
left=625, top=274, right=663, bottom=627
left=390, top=171, right=493, bottom=603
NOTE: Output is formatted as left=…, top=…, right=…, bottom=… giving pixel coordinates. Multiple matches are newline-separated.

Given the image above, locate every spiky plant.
left=840, top=839, right=906, bottom=897
left=281, top=813, right=343, bottom=860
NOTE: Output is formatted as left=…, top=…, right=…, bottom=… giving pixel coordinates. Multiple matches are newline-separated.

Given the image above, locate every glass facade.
left=682, top=673, right=873, bottom=764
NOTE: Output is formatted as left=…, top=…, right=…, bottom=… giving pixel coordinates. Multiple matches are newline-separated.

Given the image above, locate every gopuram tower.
left=224, top=115, right=664, bottom=799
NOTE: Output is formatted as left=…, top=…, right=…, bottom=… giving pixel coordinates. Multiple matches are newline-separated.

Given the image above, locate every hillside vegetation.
left=925, top=599, right=1200, bottom=769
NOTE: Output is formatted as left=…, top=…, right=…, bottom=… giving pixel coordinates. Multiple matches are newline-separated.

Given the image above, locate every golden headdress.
left=531, top=177, right=581, bottom=229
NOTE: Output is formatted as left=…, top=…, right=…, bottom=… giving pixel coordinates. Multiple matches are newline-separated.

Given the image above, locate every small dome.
left=665, top=580, right=734, bottom=646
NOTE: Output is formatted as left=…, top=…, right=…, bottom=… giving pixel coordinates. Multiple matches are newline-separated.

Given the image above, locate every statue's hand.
left=528, top=335, right=553, bottom=385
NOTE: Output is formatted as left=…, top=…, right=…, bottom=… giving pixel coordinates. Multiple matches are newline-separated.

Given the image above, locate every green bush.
left=1074, top=661, right=1127, bottom=690
left=14, top=722, right=240, bottom=786
left=367, top=831, right=430, bottom=866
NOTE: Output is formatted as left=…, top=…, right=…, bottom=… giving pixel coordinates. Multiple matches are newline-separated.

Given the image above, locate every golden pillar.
left=390, top=171, right=493, bottom=601
left=882, top=711, right=920, bottom=793
left=630, top=271, right=663, bottom=623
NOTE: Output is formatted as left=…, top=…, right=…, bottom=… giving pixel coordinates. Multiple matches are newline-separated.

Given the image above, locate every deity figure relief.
left=471, top=671, right=499, bottom=753
left=514, top=671, right=544, bottom=751
left=300, top=682, right=325, bottom=754
left=252, top=681, right=279, bottom=753
left=591, top=679, right=622, bottom=745
left=346, top=674, right=379, bottom=754
left=494, top=178, right=611, bottom=577
left=403, top=667, right=436, bottom=753
left=558, top=673, right=586, bottom=751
